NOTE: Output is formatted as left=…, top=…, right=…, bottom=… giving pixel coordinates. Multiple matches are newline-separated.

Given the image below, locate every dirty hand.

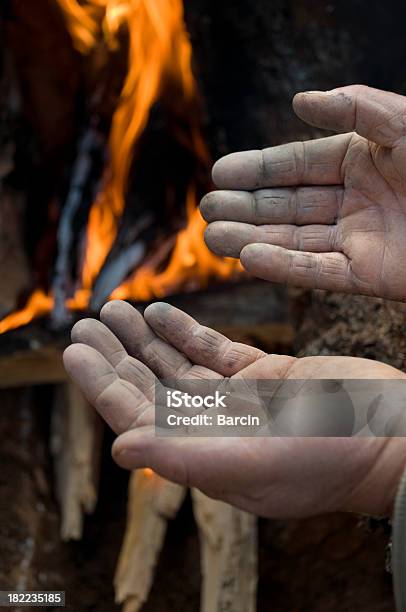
left=201, top=85, right=406, bottom=300
left=63, top=300, right=406, bottom=518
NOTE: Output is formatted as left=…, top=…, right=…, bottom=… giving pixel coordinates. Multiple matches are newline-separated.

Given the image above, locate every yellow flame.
left=112, top=186, right=240, bottom=301
left=78, top=0, right=209, bottom=295
left=0, top=0, right=239, bottom=334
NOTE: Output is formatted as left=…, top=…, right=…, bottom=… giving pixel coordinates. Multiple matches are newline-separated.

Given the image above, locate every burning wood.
left=0, top=0, right=240, bottom=335
left=0, top=3, right=288, bottom=610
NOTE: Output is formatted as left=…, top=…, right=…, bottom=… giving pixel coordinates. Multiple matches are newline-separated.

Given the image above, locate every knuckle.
left=293, top=141, right=306, bottom=183
left=188, top=326, right=221, bottom=357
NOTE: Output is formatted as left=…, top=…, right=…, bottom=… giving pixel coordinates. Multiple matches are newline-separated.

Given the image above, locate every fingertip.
left=112, top=441, right=147, bottom=471
left=62, top=342, right=95, bottom=378
left=240, top=243, right=267, bottom=270
left=71, top=317, right=97, bottom=343
left=291, top=91, right=306, bottom=115
left=293, top=88, right=356, bottom=133
left=203, top=222, right=217, bottom=253
left=212, top=150, right=261, bottom=189
left=99, top=300, right=117, bottom=320
left=62, top=343, right=77, bottom=372
left=211, top=155, right=231, bottom=187
left=204, top=221, right=240, bottom=257
left=112, top=429, right=155, bottom=470
left=144, top=301, right=172, bottom=324
left=240, top=243, right=286, bottom=282
left=100, top=299, right=131, bottom=322
left=101, top=300, right=146, bottom=333
left=292, top=90, right=324, bottom=121
left=199, top=192, right=217, bottom=222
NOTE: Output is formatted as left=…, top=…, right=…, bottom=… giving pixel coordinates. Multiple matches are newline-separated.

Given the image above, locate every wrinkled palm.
left=64, top=300, right=406, bottom=518
left=201, top=85, right=406, bottom=300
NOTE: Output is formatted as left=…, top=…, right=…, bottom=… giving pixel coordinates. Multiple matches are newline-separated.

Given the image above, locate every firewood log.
left=191, top=489, right=257, bottom=612
left=115, top=470, right=186, bottom=612
left=50, top=382, right=103, bottom=540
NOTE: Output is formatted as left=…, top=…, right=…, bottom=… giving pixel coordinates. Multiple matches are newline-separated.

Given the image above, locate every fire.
left=0, top=0, right=239, bottom=334
left=112, top=186, right=239, bottom=301
left=0, top=290, right=53, bottom=334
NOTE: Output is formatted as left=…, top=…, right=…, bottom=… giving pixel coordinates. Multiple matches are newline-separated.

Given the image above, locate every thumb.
left=293, top=85, right=406, bottom=148
left=112, top=426, right=234, bottom=495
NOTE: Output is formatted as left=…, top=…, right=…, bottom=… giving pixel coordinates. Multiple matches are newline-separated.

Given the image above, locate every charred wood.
left=51, top=125, right=104, bottom=327
left=0, top=281, right=291, bottom=365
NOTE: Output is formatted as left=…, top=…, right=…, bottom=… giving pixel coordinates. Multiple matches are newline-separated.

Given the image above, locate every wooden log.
left=191, top=489, right=257, bottom=612
left=114, top=470, right=186, bottom=612
left=0, top=280, right=292, bottom=359
left=0, top=347, right=67, bottom=390
left=50, top=381, right=103, bottom=540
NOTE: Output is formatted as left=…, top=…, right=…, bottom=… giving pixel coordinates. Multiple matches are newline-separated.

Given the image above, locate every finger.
left=293, top=85, right=406, bottom=147
left=200, top=187, right=342, bottom=225
left=112, top=426, right=237, bottom=497
left=112, top=428, right=266, bottom=507
left=144, top=302, right=265, bottom=377
left=240, top=243, right=362, bottom=294
left=100, top=300, right=216, bottom=381
left=205, top=221, right=337, bottom=258
left=63, top=344, right=153, bottom=434
left=71, top=317, right=127, bottom=366
left=71, top=317, right=156, bottom=399
left=111, top=427, right=196, bottom=485
left=115, top=357, right=156, bottom=401
left=100, top=300, right=191, bottom=378
left=212, top=133, right=351, bottom=190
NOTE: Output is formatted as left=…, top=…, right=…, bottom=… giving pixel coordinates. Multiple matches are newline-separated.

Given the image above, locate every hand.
left=201, top=85, right=406, bottom=300
left=63, top=300, right=406, bottom=518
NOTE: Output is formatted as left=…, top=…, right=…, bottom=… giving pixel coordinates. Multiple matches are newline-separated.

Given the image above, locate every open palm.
left=63, top=300, right=406, bottom=518
left=201, top=85, right=406, bottom=300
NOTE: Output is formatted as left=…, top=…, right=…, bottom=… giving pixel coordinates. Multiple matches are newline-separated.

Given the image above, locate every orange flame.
left=112, top=186, right=239, bottom=301
left=0, top=0, right=239, bottom=334
left=0, top=290, right=53, bottom=334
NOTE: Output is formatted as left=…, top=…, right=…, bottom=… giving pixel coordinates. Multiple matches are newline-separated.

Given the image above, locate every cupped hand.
left=63, top=300, right=406, bottom=518
left=201, top=85, right=406, bottom=300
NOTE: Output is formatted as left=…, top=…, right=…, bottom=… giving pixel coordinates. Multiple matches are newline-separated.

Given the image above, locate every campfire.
left=0, top=2, right=294, bottom=610
left=0, top=0, right=240, bottom=335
